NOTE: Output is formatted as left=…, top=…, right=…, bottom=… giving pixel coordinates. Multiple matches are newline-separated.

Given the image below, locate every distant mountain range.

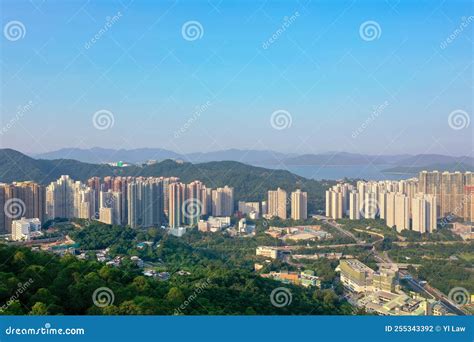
left=32, top=147, right=183, bottom=164
left=270, top=152, right=410, bottom=166
left=1, top=148, right=472, bottom=212
left=31, top=147, right=474, bottom=172
left=0, top=148, right=333, bottom=212
left=32, top=147, right=295, bottom=165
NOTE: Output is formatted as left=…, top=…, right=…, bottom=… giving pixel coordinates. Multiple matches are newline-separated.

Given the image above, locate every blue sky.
left=0, top=0, right=472, bottom=156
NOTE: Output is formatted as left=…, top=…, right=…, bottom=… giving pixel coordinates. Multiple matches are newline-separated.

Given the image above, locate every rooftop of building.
left=341, top=259, right=374, bottom=273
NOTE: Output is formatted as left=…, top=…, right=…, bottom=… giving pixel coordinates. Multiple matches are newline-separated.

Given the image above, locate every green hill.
left=0, top=149, right=334, bottom=212
left=0, top=238, right=352, bottom=315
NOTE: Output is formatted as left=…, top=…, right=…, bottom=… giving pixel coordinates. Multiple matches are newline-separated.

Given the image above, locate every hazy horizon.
left=5, top=146, right=472, bottom=159
left=1, top=0, right=472, bottom=157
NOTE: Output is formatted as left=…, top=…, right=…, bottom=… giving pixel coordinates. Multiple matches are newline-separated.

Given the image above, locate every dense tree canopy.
left=0, top=220, right=353, bottom=315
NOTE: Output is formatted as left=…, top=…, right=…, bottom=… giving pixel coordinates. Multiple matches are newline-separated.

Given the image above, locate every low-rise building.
left=143, top=270, right=170, bottom=281
left=337, top=259, right=446, bottom=316
left=292, top=253, right=344, bottom=261
left=131, top=256, right=144, bottom=268
left=359, top=291, right=427, bottom=315
left=256, top=246, right=280, bottom=259
left=261, top=270, right=320, bottom=287
left=451, top=222, right=474, bottom=240
left=271, top=271, right=300, bottom=285
left=300, top=270, right=321, bottom=288
left=265, top=225, right=331, bottom=241
left=339, top=259, right=375, bottom=293
left=338, top=259, right=398, bottom=293
left=168, top=227, right=187, bottom=237
left=11, top=217, right=42, bottom=241
left=198, top=216, right=231, bottom=232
